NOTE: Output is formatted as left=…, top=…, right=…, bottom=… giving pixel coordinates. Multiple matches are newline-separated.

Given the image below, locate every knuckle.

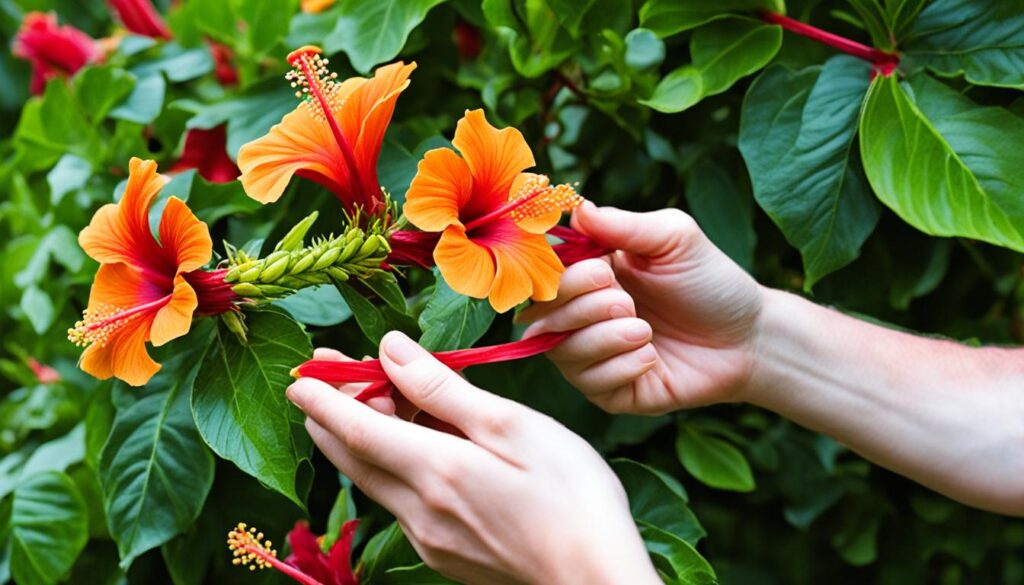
left=420, top=479, right=457, bottom=513
left=415, top=366, right=452, bottom=403
left=481, top=408, right=522, bottom=438
left=340, top=423, right=373, bottom=454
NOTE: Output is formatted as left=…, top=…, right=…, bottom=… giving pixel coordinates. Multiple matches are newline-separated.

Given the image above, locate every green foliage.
left=2, top=0, right=1024, bottom=583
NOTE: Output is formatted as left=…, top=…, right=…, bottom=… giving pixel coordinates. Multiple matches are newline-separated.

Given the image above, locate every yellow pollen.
left=227, top=522, right=278, bottom=572
left=508, top=176, right=584, bottom=222
left=284, top=46, right=342, bottom=123
left=67, top=304, right=142, bottom=348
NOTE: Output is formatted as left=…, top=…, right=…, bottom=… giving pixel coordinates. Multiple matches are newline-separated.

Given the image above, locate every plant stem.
left=760, top=11, right=899, bottom=74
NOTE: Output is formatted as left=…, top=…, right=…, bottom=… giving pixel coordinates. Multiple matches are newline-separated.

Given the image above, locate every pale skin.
left=287, top=202, right=1024, bottom=584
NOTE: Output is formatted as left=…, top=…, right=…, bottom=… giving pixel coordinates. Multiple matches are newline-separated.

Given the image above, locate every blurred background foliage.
left=1, top=0, right=1023, bottom=583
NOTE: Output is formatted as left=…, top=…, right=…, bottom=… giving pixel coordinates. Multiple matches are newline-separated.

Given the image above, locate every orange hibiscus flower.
left=69, top=158, right=235, bottom=386
left=403, top=109, right=584, bottom=312
left=237, top=46, right=415, bottom=216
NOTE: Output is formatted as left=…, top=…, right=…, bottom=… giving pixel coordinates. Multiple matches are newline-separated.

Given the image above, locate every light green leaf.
left=624, top=28, right=666, bottom=71
left=73, top=66, right=136, bottom=123
left=14, top=81, right=98, bottom=170
left=19, top=286, right=54, bottom=334
left=110, top=74, right=166, bottom=124
left=739, top=57, right=880, bottom=287
left=640, top=18, right=781, bottom=113
left=640, top=524, right=717, bottom=585
left=275, top=285, right=352, bottom=327
left=359, top=522, right=421, bottom=584
left=99, top=340, right=215, bottom=569
left=192, top=309, right=314, bottom=508
left=14, top=225, right=85, bottom=288
left=0, top=425, right=85, bottom=498
left=47, top=154, right=93, bottom=206
left=418, top=272, right=495, bottom=351
left=860, top=74, right=1024, bottom=251
left=675, top=425, right=755, bottom=492
left=903, top=0, right=1024, bottom=89
left=324, top=0, right=448, bottom=73
left=685, top=159, right=756, bottom=270
left=176, top=79, right=295, bottom=157
left=611, top=459, right=706, bottom=546
left=383, top=563, right=458, bottom=584
left=639, top=0, right=783, bottom=38
left=131, top=44, right=214, bottom=83
left=237, top=0, right=299, bottom=59
left=10, top=472, right=88, bottom=585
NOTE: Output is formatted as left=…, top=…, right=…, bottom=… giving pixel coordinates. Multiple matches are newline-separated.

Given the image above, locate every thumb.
left=378, top=331, right=515, bottom=438
left=572, top=201, right=700, bottom=259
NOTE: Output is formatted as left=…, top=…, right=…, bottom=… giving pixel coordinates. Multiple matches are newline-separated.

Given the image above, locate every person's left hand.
left=286, top=332, right=660, bottom=585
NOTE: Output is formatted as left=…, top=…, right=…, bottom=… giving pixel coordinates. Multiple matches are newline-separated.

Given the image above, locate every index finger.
left=287, top=377, right=467, bottom=481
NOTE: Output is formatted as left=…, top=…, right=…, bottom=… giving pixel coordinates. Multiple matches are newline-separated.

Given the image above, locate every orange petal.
left=158, top=196, right=212, bottom=273
left=88, top=263, right=167, bottom=311
left=433, top=226, right=496, bottom=299
left=149, top=274, right=197, bottom=346
left=79, top=313, right=160, bottom=387
left=344, top=61, right=416, bottom=191
left=404, top=148, right=472, bottom=232
left=509, top=173, right=562, bottom=234
left=79, top=157, right=167, bottom=267
left=483, top=222, right=564, bottom=313
left=238, top=105, right=350, bottom=204
left=452, top=109, right=535, bottom=217
left=301, top=0, right=335, bottom=13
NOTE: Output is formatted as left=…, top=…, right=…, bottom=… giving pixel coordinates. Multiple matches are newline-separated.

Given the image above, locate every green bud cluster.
left=224, top=211, right=391, bottom=300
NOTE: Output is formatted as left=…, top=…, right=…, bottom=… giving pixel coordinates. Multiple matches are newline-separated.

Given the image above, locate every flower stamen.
left=67, top=295, right=172, bottom=348
left=462, top=175, right=583, bottom=233
left=285, top=46, right=367, bottom=202
left=227, top=522, right=324, bottom=585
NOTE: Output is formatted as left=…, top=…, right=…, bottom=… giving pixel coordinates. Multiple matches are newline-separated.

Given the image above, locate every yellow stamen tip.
left=289, top=367, right=301, bottom=378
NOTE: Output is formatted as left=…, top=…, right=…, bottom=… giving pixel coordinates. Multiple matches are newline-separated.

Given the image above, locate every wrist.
left=541, top=530, right=660, bottom=585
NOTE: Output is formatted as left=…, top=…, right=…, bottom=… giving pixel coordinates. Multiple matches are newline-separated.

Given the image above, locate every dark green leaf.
left=359, top=522, right=421, bottom=584
left=336, top=281, right=391, bottom=344
left=175, top=79, right=295, bottom=157
left=675, top=425, right=755, bottom=492
left=383, top=563, right=458, bottom=584
left=611, top=459, right=706, bottom=546
left=323, top=0, right=447, bottom=73
left=364, top=271, right=408, bottom=314
left=418, top=272, right=495, bottom=351
left=639, top=0, right=783, bottom=38
left=275, top=285, right=353, bottom=327
left=739, top=57, right=880, bottom=287
left=99, top=340, right=215, bottom=569
left=640, top=524, right=717, bottom=585
left=685, top=158, right=756, bottom=270
left=10, top=472, right=88, bottom=585
left=860, top=74, right=1024, bottom=251
left=192, top=309, right=314, bottom=507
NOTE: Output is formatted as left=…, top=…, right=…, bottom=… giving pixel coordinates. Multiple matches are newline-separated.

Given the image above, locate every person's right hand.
left=518, top=202, right=764, bottom=414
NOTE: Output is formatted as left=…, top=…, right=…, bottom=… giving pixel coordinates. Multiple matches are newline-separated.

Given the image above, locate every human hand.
left=519, top=202, right=764, bottom=414
left=287, top=332, right=660, bottom=585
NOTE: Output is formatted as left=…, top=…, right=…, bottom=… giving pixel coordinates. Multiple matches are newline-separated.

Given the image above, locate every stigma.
left=67, top=297, right=169, bottom=348
left=463, top=175, right=584, bottom=233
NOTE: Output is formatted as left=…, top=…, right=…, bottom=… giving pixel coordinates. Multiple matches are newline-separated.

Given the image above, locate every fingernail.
left=625, top=321, right=650, bottom=342
left=637, top=345, right=658, bottom=363
left=581, top=200, right=597, bottom=213
left=591, top=265, right=612, bottom=287
left=382, top=332, right=421, bottom=366
left=286, top=380, right=311, bottom=406
left=609, top=304, right=631, bottom=319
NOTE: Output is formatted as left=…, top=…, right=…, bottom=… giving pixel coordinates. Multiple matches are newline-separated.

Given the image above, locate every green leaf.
left=483, top=0, right=580, bottom=78
left=640, top=18, right=781, bottom=113
left=903, top=0, right=1024, bottom=89
left=611, top=459, right=706, bottom=546
left=131, top=44, right=214, bottom=83
left=323, top=487, right=357, bottom=550
left=237, top=0, right=299, bottom=59
left=675, top=425, right=755, bottom=492
left=336, top=281, right=391, bottom=345
left=359, top=522, right=421, bottom=584
left=14, top=81, right=98, bottom=169
left=99, top=340, right=215, bottom=569
left=192, top=309, right=314, bottom=508
left=10, top=472, right=88, bottom=585
left=176, top=79, right=295, bottom=157
left=323, top=0, right=448, bottom=74
left=275, top=285, right=352, bottom=327
left=47, top=154, right=93, bottom=206
left=845, top=0, right=895, bottom=50
left=0, top=425, right=85, bottom=499
left=624, top=28, right=665, bottom=71
left=640, top=524, right=717, bottom=585
left=383, top=563, right=458, bottom=584
left=14, top=225, right=85, bottom=288
left=639, top=0, right=783, bottom=38
left=19, top=286, right=54, bottom=334
left=685, top=159, right=756, bottom=271
left=73, top=66, right=136, bottom=123
left=418, top=272, right=496, bottom=351
left=109, top=74, right=166, bottom=124
left=739, top=58, right=880, bottom=287
left=860, top=74, right=1024, bottom=252
left=364, top=271, right=408, bottom=314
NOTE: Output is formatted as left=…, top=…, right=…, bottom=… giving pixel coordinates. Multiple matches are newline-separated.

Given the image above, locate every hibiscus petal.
left=434, top=225, right=496, bottom=299
left=452, top=109, right=535, bottom=218
left=158, top=196, right=212, bottom=273
left=87, top=263, right=165, bottom=311
left=149, top=274, right=197, bottom=347
left=404, top=148, right=472, bottom=232
left=480, top=221, right=564, bottom=312
left=285, top=521, right=336, bottom=585
left=508, top=172, right=562, bottom=234
left=79, top=313, right=159, bottom=387
left=238, top=105, right=351, bottom=204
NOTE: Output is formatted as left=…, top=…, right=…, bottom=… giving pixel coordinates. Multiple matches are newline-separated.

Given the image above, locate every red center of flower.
left=462, top=175, right=583, bottom=233
left=286, top=46, right=370, bottom=205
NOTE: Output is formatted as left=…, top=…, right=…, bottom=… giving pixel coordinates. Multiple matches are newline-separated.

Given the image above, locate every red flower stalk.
left=287, top=520, right=360, bottom=585
left=27, top=358, right=61, bottom=384
left=292, top=331, right=572, bottom=387
left=228, top=521, right=360, bottom=585
left=760, top=11, right=899, bottom=75
left=209, top=41, right=239, bottom=86
left=107, top=0, right=171, bottom=39
left=13, top=12, right=99, bottom=95
left=169, top=126, right=241, bottom=184
left=386, top=226, right=610, bottom=271
left=453, top=20, right=482, bottom=61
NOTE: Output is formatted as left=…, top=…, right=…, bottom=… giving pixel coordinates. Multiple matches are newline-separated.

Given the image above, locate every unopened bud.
left=259, top=256, right=291, bottom=283
left=312, top=246, right=342, bottom=271
left=327, top=266, right=350, bottom=282
left=274, top=211, right=319, bottom=252
left=232, top=283, right=264, bottom=298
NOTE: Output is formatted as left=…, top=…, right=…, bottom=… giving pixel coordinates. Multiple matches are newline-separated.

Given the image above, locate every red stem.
left=243, top=545, right=324, bottom=585
left=760, top=11, right=899, bottom=74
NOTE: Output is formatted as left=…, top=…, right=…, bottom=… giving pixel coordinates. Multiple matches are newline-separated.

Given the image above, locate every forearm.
left=745, top=288, right=1024, bottom=516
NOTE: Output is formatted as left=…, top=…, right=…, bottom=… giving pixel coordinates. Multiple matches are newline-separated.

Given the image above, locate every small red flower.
left=287, top=520, right=360, bottom=585
left=27, top=358, right=61, bottom=385
left=107, top=0, right=171, bottom=39
left=13, top=12, right=99, bottom=95
left=209, top=41, right=239, bottom=86
left=170, top=125, right=240, bottom=184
